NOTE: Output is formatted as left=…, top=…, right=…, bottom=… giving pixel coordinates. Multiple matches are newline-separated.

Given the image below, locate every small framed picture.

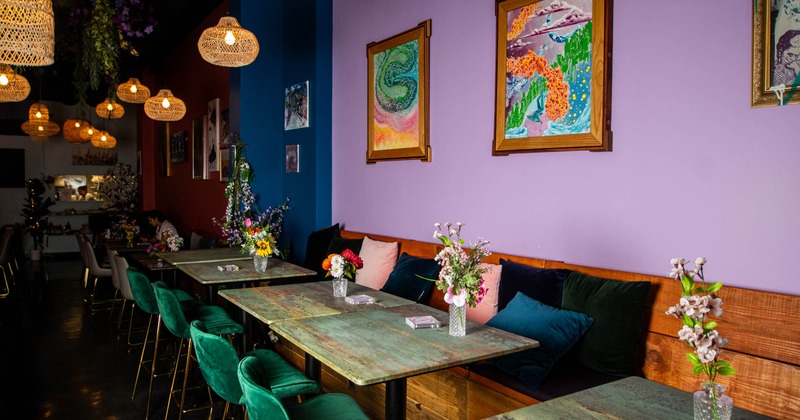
left=286, top=144, right=299, bottom=173
left=284, top=81, right=309, bottom=130
left=208, top=98, right=220, bottom=172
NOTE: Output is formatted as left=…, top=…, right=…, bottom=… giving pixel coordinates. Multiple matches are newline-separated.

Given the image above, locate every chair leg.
left=110, top=290, right=119, bottom=320
left=177, top=338, right=195, bottom=420
left=127, top=303, right=137, bottom=346
left=165, top=337, right=187, bottom=420
left=145, top=315, right=163, bottom=420
left=0, top=267, right=9, bottom=298
left=132, top=313, right=153, bottom=400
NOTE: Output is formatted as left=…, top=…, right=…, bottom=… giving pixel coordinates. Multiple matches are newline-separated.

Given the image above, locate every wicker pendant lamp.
left=144, top=89, right=186, bottom=121
left=21, top=119, right=59, bottom=140
left=197, top=16, right=259, bottom=67
left=28, top=102, right=49, bottom=122
left=96, top=98, right=124, bottom=119
left=63, top=119, right=90, bottom=143
left=79, top=123, right=96, bottom=141
left=0, top=0, right=55, bottom=66
left=116, top=77, right=150, bottom=103
left=90, top=130, right=116, bottom=148
left=0, top=64, right=30, bottom=102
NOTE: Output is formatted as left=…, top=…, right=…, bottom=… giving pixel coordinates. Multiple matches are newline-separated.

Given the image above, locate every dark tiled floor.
left=0, top=255, right=223, bottom=419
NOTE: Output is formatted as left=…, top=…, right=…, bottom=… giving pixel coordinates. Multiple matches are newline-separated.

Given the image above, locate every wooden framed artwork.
left=494, top=0, right=612, bottom=154
left=170, top=130, right=188, bottom=163
left=192, top=115, right=207, bottom=180
left=752, top=0, right=800, bottom=107
left=208, top=98, right=220, bottom=173
left=366, top=20, right=431, bottom=164
left=285, top=82, right=310, bottom=130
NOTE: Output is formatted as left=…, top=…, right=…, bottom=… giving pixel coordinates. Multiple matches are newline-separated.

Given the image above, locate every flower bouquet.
left=146, top=242, right=166, bottom=256
left=241, top=218, right=279, bottom=272
left=431, top=222, right=490, bottom=336
left=666, top=258, right=735, bottom=419
left=322, top=249, right=363, bottom=297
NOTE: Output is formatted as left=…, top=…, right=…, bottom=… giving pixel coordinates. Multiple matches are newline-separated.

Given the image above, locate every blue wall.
left=235, top=0, right=332, bottom=263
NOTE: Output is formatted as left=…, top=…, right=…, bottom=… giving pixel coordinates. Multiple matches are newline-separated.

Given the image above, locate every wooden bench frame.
left=274, top=230, right=799, bottom=419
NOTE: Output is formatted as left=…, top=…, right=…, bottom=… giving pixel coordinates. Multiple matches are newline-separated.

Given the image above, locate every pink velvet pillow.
left=355, top=236, right=399, bottom=290
left=466, top=264, right=502, bottom=324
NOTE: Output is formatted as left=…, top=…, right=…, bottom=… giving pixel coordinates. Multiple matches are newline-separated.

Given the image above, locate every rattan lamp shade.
left=0, top=64, right=29, bottom=102
left=116, top=78, right=150, bottom=103
left=79, top=124, right=96, bottom=141
left=90, top=130, right=116, bottom=148
left=0, top=0, right=55, bottom=66
left=197, top=16, right=259, bottom=67
left=21, top=120, right=59, bottom=141
left=63, top=119, right=90, bottom=143
left=96, top=98, right=124, bottom=119
left=28, top=102, right=48, bottom=122
left=144, top=89, right=186, bottom=121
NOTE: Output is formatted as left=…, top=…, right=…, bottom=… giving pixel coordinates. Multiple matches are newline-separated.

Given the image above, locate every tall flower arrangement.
left=666, top=258, right=735, bottom=418
left=98, top=163, right=137, bottom=210
left=431, top=222, right=491, bottom=308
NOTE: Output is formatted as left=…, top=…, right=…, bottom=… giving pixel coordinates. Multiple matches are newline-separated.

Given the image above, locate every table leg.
left=206, top=285, right=215, bottom=305
left=305, top=353, right=321, bottom=382
left=385, top=378, right=407, bottom=420
left=240, top=310, right=249, bottom=352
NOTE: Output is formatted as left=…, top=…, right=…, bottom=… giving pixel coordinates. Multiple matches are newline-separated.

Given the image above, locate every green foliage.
left=553, top=21, right=592, bottom=74
left=506, top=77, right=546, bottom=128
left=20, top=179, right=55, bottom=250
left=81, top=0, right=119, bottom=91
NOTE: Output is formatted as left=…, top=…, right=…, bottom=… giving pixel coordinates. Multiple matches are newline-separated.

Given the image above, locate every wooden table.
left=487, top=376, right=771, bottom=420
left=176, top=257, right=316, bottom=304
left=270, top=303, right=540, bottom=420
left=105, top=241, right=151, bottom=255
left=129, top=252, right=177, bottom=283
left=154, top=247, right=251, bottom=265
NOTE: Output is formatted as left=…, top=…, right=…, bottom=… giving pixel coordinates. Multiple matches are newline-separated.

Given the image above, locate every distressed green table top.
left=488, top=376, right=771, bottom=420
left=218, top=281, right=413, bottom=325
left=155, top=247, right=251, bottom=265
left=176, top=257, right=315, bottom=286
left=269, top=303, right=539, bottom=386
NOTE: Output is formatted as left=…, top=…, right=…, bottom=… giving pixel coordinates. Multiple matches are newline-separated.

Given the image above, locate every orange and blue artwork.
left=504, top=0, right=593, bottom=139
left=372, top=39, right=419, bottom=151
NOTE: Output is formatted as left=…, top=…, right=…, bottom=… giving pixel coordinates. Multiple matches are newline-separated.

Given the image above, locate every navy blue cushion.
left=302, top=224, right=340, bottom=276
left=487, top=291, right=594, bottom=390
left=380, top=253, right=439, bottom=303
left=326, top=237, right=363, bottom=256
left=497, top=259, right=570, bottom=310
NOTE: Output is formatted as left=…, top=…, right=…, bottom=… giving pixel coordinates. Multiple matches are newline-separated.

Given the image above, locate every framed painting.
left=193, top=115, right=207, bottom=180
left=286, top=144, right=299, bottom=173
left=366, top=20, right=431, bottom=164
left=494, top=0, right=612, bottom=154
left=220, top=147, right=231, bottom=182
left=170, top=130, right=188, bottom=163
left=752, top=0, right=800, bottom=107
left=285, top=81, right=310, bottom=130
left=208, top=98, right=220, bottom=173
left=71, top=147, right=118, bottom=165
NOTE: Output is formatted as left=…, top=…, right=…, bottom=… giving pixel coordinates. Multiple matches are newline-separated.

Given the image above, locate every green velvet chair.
left=127, top=268, right=201, bottom=419
left=189, top=320, right=321, bottom=419
left=238, top=355, right=369, bottom=420
left=152, top=281, right=244, bottom=420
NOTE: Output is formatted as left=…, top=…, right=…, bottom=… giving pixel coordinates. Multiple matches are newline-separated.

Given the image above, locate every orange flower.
left=507, top=5, right=537, bottom=41
left=322, top=254, right=334, bottom=271
left=506, top=51, right=569, bottom=121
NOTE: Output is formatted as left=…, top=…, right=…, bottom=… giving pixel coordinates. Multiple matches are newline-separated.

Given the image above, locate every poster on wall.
left=193, top=115, right=207, bottom=180
left=286, top=144, right=299, bottom=173
left=208, top=98, right=220, bottom=173
left=284, top=81, right=309, bottom=130
left=170, top=130, right=188, bottom=163
left=72, top=147, right=118, bottom=166
left=751, top=0, right=800, bottom=107
left=366, top=20, right=431, bottom=163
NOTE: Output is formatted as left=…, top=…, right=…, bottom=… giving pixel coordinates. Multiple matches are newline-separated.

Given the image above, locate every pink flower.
left=244, top=218, right=252, bottom=228
left=444, top=287, right=467, bottom=307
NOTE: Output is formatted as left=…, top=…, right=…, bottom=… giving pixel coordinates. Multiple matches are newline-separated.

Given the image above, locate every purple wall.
left=332, top=0, right=800, bottom=295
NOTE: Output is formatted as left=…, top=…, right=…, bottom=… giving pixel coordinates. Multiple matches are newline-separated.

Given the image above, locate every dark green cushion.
left=326, top=237, right=363, bottom=256
left=302, top=224, right=340, bottom=276
left=487, top=292, right=594, bottom=389
left=286, top=393, right=369, bottom=420
left=380, top=253, right=438, bottom=303
left=561, top=271, right=651, bottom=376
left=498, top=259, right=570, bottom=310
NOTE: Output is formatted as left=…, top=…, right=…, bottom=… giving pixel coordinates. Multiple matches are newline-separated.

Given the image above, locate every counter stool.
left=152, top=281, right=244, bottom=420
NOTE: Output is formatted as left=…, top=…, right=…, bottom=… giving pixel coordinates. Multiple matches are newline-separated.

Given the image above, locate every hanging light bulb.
left=21, top=120, right=59, bottom=140
left=116, top=77, right=150, bottom=103
left=28, top=102, right=49, bottom=122
left=79, top=124, right=96, bottom=141
left=95, top=98, right=124, bottom=119
left=144, top=89, right=186, bottom=121
left=90, top=130, right=116, bottom=148
left=0, top=0, right=55, bottom=66
left=0, top=64, right=30, bottom=102
left=197, top=16, right=259, bottom=67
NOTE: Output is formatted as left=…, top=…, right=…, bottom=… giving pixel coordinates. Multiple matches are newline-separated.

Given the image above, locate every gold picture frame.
left=494, top=0, right=612, bottom=154
left=366, top=20, right=431, bottom=164
left=752, top=0, right=800, bottom=107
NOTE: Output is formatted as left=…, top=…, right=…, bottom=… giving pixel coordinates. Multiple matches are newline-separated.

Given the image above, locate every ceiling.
left=1, top=0, right=225, bottom=135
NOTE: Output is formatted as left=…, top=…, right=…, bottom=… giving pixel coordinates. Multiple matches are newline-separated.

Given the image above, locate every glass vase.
left=449, top=303, right=466, bottom=336
left=253, top=255, right=269, bottom=273
left=332, top=276, right=347, bottom=297
left=693, top=382, right=733, bottom=420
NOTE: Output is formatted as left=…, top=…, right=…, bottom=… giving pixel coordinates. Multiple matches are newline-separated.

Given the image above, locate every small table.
left=176, top=257, right=316, bottom=304
left=129, top=252, right=176, bottom=283
left=105, top=241, right=150, bottom=255
left=220, top=281, right=414, bottom=351
left=487, top=376, right=771, bottom=420
left=270, top=303, right=539, bottom=420
left=155, top=247, right=251, bottom=265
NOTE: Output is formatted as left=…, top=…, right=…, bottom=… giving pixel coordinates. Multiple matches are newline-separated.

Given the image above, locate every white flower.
left=678, top=325, right=696, bottom=342
left=434, top=223, right=440, bottom=228
left=709, top=297, right=723, bottom=317
left=695, top=257, right=707, bottom=267
left=330, top=265, right=343, bottom=278
left=697, top=346, right=717, bottom=363
left=331, top=255, right=344, bottom=268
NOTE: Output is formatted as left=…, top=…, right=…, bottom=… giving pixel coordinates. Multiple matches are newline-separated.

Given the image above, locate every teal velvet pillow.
left=380, top=253, right=439, bottom=303
left=486, top=292, right=594, bottom=389
left=561, top=271, right=651, bottom=376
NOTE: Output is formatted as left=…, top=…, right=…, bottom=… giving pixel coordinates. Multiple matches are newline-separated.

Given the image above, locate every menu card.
left=345, top=294, right=376, bottom=305
left=217, top=264, right=240, bottom=272
left=405, top=315, right=441, bottom=329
